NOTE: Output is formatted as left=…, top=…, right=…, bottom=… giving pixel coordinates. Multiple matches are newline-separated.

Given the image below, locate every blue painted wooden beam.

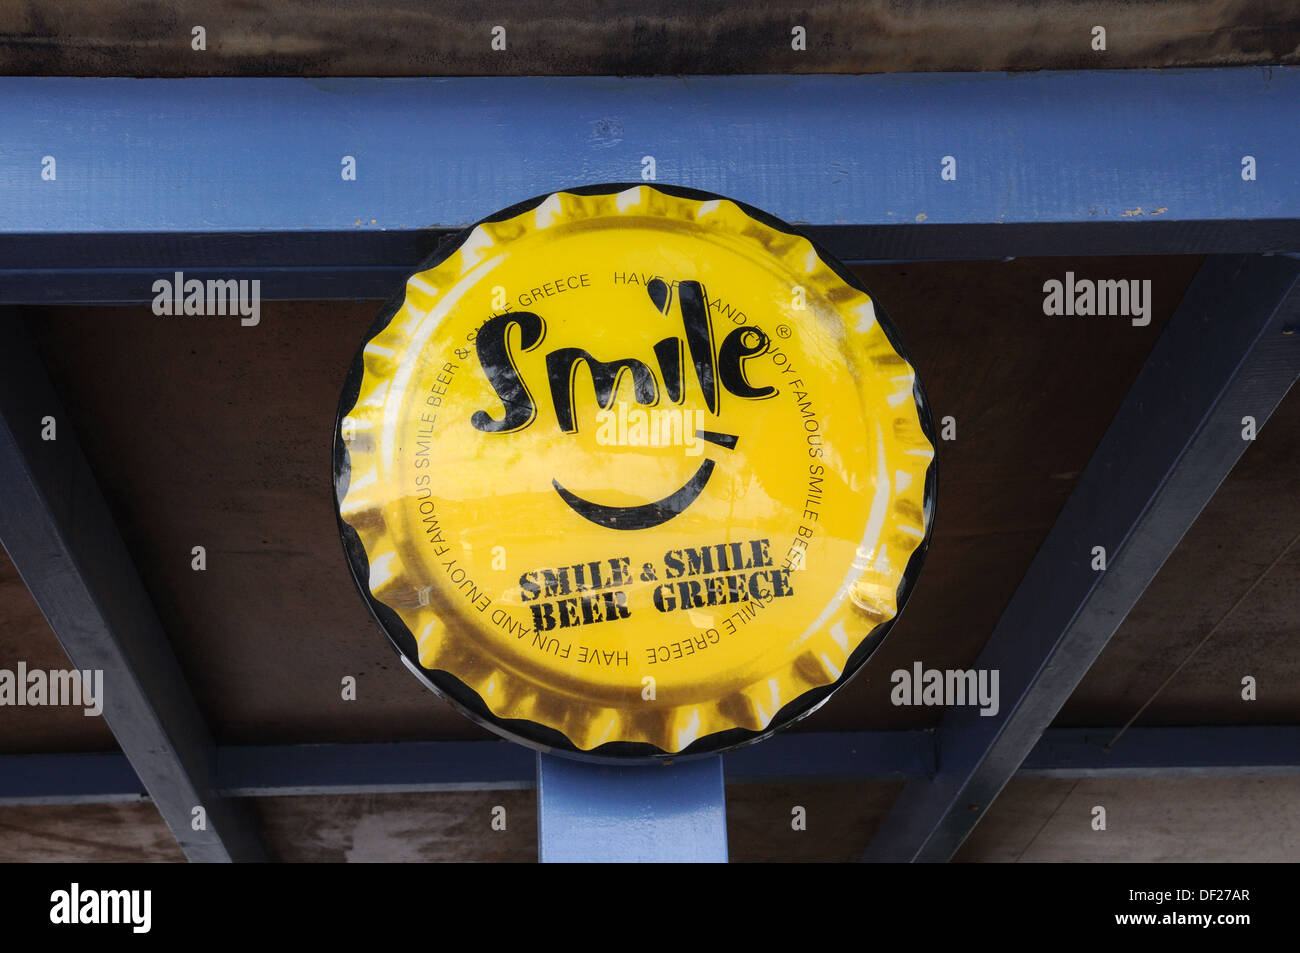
left=4, top=728, right=1299, bottom=805
left=537, top=753, right=728, bottom=862
left=1019, top=727, right=1300, bottom=780
left=0, top=752, right=149, bottom=805
left=216, top=741, right=537, bottom=796
left=1, top=69, right=1299, bottom=303
left=721, top=729, right=935, bottom=782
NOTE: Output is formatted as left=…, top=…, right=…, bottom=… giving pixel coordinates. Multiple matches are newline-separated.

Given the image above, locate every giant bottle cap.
left=335, top=183, right=936, bottom=760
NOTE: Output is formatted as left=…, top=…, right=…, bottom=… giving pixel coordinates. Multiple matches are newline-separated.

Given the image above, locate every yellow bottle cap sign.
left=335, top=184, right=935, bottom=760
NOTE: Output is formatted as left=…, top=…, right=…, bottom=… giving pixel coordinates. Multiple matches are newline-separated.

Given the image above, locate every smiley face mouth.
left=552, top=430, right=738, bottom=530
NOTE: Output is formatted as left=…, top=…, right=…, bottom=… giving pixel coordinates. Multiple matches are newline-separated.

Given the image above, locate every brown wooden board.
left=246, top=790, right=538, bottom=862
left=0, top=1, right=1297, bottom=76
left=0, top=801, right=183, bottom=861
left=954, top=776, right=1300, bottom=861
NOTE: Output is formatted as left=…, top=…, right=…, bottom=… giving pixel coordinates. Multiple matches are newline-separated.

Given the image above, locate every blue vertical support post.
left=537, top=754, right=728, bottom=862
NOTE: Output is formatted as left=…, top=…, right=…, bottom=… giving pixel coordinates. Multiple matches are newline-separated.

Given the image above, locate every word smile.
left=473, top=278, right=771, bottom=529
left=472, top=278, right=774, bottom=436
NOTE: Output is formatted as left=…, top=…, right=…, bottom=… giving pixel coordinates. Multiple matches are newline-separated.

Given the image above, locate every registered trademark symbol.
left=776, top=324, right=792, bottom=338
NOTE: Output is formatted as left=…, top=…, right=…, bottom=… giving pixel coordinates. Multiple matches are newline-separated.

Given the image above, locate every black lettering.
left=530, top=602, right=556, bottom=632
left=653, top=337, right=684, bottom=403
left=604, top=589, right=631, bottom=620
left=546, top=349, right=658, bottom=433
left=677, top=579, right=706, bottom=609
left=684, top=546, right=715, bottom=577
left=663, top=550, right=685, bottom=579
left=676, top=280, right=718, bottom=414
left=718, top=326, right=775, bottom=399
left=471, top=312, right=546, bottom=433
left=540, top=568, right=571, bottom=598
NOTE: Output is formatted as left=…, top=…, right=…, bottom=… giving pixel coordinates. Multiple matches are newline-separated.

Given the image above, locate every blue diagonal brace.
left=864, top=254, right=1300, bottom=862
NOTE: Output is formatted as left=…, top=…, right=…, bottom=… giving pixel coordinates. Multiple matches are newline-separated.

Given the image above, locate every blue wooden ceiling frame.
left=0, top=69, right=1297, bottom=863
left=2, top=69, right=1300, bottom=299
left=6, top=726, right=1300, bottom=806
